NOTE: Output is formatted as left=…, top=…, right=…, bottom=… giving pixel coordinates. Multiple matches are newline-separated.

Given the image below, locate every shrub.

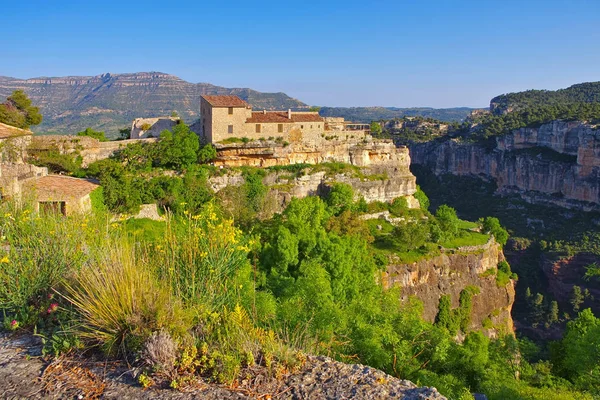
left=62, top=243, right=191, bottom=355
left=140, top=123, right=152, bottom=131
left=77, top=127, right=107, bottom=142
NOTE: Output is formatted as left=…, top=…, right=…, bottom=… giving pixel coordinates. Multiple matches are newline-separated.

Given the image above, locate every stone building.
left=130, top=117, right=181, bottom=139
left=23, top=175, right=99, bottom=215
left=199, top=95, right=325, bottom=144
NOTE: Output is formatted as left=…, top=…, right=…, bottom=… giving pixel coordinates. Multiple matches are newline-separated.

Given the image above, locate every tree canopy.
left=0, top=90, right=43, bottom=129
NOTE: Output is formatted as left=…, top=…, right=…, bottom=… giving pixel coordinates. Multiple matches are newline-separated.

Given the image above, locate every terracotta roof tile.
left=0, top=122, right=33, bottom=139
left=246, top=112, right=323, bottom=123
left=201, top=95, right=249, bottom=107
left=27, top=175, right=99, bottom=199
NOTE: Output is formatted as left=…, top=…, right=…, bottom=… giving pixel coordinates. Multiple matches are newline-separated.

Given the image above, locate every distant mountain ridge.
left=490, top=81, right=600, bottom=115
left=0, top=72, right=308, bottom=137
left=319, top=106, right=477, bottom=123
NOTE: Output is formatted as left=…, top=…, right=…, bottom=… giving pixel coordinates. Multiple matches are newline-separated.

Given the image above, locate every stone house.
left=23, top=175, right=99, bottom=215
left=199, top=95, right=325, bottom=144
left=130, top=117, right=181, bottom=139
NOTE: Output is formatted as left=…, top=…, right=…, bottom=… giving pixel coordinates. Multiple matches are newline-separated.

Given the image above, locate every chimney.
left=287, top=109, right=292, bottom=119
left=263, top=109, right=266, bottom=114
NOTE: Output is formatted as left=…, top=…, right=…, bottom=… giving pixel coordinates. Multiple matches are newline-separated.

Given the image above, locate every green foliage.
left=28, top=146, right=84, bottom=175
left=414, top=185, right=430, bottom=210
left=77, top=127, right=107, bottom=142
left=553, top=309, right=600, bottom=391
left=496, top=260, right=514, bottom=287
left=89, top=187, right=107, bottom=214
left=370, top=121, right=382, bottom=136
left=156, top=123, right=200, bottom=169
left=0, top=90, right=42, bottom=129
left=197, top=143, right=217, bottom=163
left=325, top=183, right=355, bottom=215
left=435, top=205, right=459, bottom=240
left=481, top=217, right=509, bottom=245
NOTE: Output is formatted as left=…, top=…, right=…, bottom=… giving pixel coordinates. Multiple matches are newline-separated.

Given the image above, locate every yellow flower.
left=4, top=213, right=11, bottom=218
left=0, top=256, right=9, bottom=264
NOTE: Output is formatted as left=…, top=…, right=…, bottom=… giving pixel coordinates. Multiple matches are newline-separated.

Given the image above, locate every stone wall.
left=0, top=135, right=32, bottom=163
left=0, top=163, right=47, bottom=198
left=130, top=117, right=180, bottom=139
left=30, top=136, right=158, bottom=167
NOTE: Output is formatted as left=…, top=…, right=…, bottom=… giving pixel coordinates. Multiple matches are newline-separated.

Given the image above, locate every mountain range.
left=0, top=72, right=307, bottom=137
left=0, top=72, right=480, bottom=137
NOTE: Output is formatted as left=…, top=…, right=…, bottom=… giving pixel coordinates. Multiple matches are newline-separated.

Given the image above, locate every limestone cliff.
left=213, top=139, right=418, bottom=205
left=410, top=120, right=600, bottom=211
left=382, top=238, right=515, bottom=335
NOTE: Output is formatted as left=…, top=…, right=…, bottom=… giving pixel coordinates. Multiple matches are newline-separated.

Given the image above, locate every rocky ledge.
left=0, top=333, right=444, bottom=400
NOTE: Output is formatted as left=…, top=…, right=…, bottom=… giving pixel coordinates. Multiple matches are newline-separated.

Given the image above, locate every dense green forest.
left=491, top=82, right=600, bottom=114
left=5, top=119, right=597, bottom=399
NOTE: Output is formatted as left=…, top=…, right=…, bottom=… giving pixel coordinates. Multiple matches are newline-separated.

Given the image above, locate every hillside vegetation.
left=491, top=82, right=600, bottom=114
left=319, top=106, right=475, bottom=123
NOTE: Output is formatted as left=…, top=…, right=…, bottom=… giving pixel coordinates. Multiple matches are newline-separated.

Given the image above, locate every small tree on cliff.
left=0, top=90, right=43, bottom=129
left=370, top=121, right=382, bottom=136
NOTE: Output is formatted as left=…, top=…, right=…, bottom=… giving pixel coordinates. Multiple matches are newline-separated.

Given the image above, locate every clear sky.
left=1, top=0, right=599, bottom=108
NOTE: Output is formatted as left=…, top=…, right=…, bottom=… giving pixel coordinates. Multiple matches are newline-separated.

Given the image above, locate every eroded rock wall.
left=382, top=239, right=515, bottom=335
left=410, top=120, right=600, bottom=211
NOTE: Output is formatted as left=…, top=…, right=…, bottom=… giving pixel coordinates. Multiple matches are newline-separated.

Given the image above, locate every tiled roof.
left=201, top=95, right=249, bottom=107
left=27, top=175, right=99, bottom=199
left=0, top=122, right=33, bottom=139
left=246, top=112, right=323, bottom=123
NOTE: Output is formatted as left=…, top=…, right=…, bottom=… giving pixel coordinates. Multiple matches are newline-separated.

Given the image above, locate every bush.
left=77, top=127, right=107, bottom=142
left=63, top=243, right=191, bottom=355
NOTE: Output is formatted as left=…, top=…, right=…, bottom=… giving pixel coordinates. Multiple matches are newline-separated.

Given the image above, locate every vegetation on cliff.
left=0, top=188, right=594, bottom=399
left=490, top=82, right=600, bottom=114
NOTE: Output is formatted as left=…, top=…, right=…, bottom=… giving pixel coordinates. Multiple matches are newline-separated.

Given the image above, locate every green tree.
left=570, top=285, right=584, bottom=313
left=370, top=121, right=382, bottom=136
left=0, top=90, right=43, bottom=129
left=414, top=185, right=430, bottom=210
left=435, top=205, right=459, bottom=240
left=77, top=127, right=107, bottom=142
left=548, top=300, right=559, bottom=325
left=155, top=123, right=200, bottom=169
left=481, top=216, right=509, bottom=245
left=558, top=309, right=600, bottom=390
left=197, top=143, right=217, bottom=163
left=325, top=183, right=355, bottom=215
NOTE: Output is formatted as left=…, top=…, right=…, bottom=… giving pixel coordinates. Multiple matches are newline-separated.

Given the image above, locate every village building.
left=199, top=95, right=327, bottom=144
left=130, top=116, right=181, bottom=139
left=22, top=175, right=99, bottom=215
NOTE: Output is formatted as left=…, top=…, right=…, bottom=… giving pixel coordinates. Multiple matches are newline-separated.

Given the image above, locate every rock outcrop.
left=0, top=333, right=445, bottom=399
left=382, top=238, right=515, bottom=335
left=410, top=120, right=600, bottom=211
left=211, top=139, right=418, bottom=205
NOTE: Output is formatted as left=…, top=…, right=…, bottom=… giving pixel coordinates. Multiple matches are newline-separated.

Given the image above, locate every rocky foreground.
left=0, top=333, right=444, bottom=400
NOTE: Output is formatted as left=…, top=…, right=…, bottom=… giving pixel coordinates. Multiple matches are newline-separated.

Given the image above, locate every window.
left=256, top=124, right=261, bottom=133
left=310, top=125, right=313, bottom=129
left=301, top=125, right=304, bottom=129
left=278, top=124, right=283, bottom=133
left=228, top=107, right=233, bottom=115
left=228, top=125, right=234, bottom=134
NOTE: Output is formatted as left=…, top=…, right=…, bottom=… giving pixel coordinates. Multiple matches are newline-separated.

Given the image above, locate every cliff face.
left=410, top=120, right=600, bottom=211
left=382, top=239, right=515, bottom=335
left=214, top=139, right=418, bottom=204
left=541, top=252, right=600, bottom=315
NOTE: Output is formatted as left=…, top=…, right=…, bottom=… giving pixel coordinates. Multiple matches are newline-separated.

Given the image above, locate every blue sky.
left=1, top=0, right=599, bottom=108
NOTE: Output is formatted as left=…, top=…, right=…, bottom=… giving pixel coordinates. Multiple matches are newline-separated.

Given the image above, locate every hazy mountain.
left=0, top=72, right=308, bottom=137
left=319, top=106, right=477, bottom=123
